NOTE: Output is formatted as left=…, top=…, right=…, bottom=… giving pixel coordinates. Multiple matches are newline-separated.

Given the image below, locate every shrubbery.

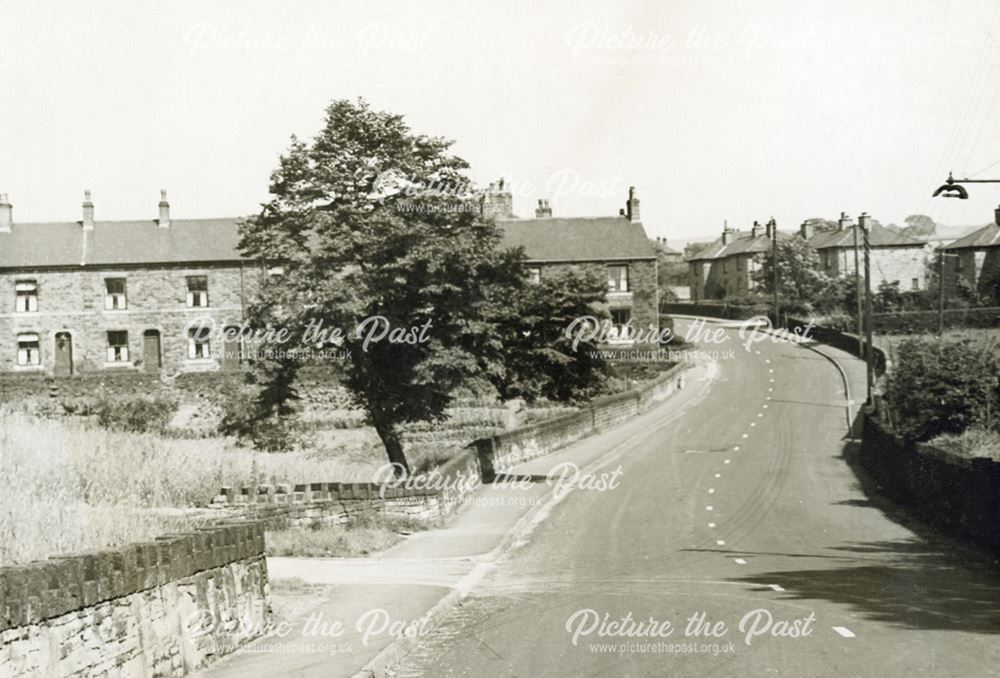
left=93, top=393, right=179, bottom=435
left=886, top=337, right=1000, bottom=441
left=216, top=383, right=306, bottom=453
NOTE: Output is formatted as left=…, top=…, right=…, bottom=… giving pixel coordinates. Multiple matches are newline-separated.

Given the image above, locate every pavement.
left=380, top=318, right=1000, bottom=677
left=195, top=348, right=715, bottom=678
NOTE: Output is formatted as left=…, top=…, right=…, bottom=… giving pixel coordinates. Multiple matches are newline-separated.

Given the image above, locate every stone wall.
left=0, top=521, right=269, bottom=678
left=860, top=414, right=1000, bottom=555
left=475, top=364, right=687, bottom=477
left=0, top=263, right=263, bottom=375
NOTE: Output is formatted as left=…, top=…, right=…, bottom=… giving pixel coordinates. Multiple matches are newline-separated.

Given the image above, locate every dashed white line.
left=708, top=488, right=715, bottom=494
left=714, top=473, right=721, bottom=478
left=708, top=522, right=716, bottom=528
left=750, top=422, right=756, bottom=427
left=768, top=368, right=774, bottom=373
left=742, top=433, right=749, bottom=438
left=716, top=540, right=726, bottom=546
left=724, top=459, right=731, bottom=464
left=733, top=446, right=740, bottom=451
left=768, top=584, right=785, bottom=592
left=763, top=404, right=768, bottom=409
left=706, top=506, right=714, bottom=511
left=734, top=558, right=747, bottom=565
left=833, top=626, right=856, bottom=639
left=757, top=413, right=763, bottom=418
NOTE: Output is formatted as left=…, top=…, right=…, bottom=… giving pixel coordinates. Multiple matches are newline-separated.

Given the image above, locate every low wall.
left=210, top=448, right=483, bottom=525
left=860, top=415, right=1000, bottom=555
left=782, top=316, right=888, bottom=376
left=0, top=521, right=269, bottom=678
left=475, top=364, right=688, bottom=478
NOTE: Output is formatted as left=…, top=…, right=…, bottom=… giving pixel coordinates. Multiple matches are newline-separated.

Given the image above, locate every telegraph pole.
left=844, top=212, right=863, bottom=356
left=859, top=212, right=874, bottom=403
left=770, top=218, right=779, bottom=326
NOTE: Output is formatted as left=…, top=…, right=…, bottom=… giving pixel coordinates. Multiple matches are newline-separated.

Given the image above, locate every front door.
left=221, top=327, right=240, bottom=371
left=143, top=330, right=161, bottom=372
left=54, top=332, right=73, bottom=376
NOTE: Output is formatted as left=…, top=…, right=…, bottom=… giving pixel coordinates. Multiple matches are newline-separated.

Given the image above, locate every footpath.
left=196, top=359, right=716, bottom=678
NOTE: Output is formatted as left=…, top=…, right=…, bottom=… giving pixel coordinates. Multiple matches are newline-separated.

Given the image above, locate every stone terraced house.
left=687, top=221, right=791, bottom=301
left=0, top=186, right=658, bottom=376
left=941, top=207, right=1000, bottom=303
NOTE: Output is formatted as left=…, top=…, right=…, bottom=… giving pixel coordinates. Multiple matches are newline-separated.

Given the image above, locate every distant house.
left=941, top=208, right=1000, bottom=303
left=686, top=221, right=789, bottom=301
left=496, top=184, right=659, bottom=342
left=803, top=217, right=929, bottom=291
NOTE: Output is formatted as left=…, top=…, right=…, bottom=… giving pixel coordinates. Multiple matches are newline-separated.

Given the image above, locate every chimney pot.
left=158, top=189, right=171, bottom=228
left=800, top=220, right=814, bottom=240
left=82, top=190, right=94, bottom=230
left=0, top=193, right=11, bottom=232
left=534, top=198, right=552, bottom=218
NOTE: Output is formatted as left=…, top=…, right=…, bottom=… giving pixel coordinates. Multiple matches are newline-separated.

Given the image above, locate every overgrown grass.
left=265, top=514, right=431, bottom=558
left=930, top=427, right=1000, bottom=461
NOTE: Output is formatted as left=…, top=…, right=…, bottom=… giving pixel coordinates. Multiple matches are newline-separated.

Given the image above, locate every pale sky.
left=2, top=0, right=1000, bottom=244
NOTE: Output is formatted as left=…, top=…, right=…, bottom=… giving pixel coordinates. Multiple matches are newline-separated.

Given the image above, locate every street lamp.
left=932, top=171, right=1000, bottom=198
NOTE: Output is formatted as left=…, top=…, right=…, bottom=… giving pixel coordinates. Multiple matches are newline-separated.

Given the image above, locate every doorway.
left=143, top=330, right=162, bottom=372
left=54, top=332, right=73, bottom=376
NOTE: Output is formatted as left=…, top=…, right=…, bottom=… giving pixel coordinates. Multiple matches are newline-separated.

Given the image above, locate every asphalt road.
left=387, top=318, right=1000, bottom=678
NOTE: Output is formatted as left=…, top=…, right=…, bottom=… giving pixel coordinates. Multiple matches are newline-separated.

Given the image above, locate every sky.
left=2, top=0, right=1000, bottom=245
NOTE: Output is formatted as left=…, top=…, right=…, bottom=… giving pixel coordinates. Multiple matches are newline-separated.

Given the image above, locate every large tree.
left=238, top=98, right=524, bottom=474
left=752, top=237, right=831, bottom=307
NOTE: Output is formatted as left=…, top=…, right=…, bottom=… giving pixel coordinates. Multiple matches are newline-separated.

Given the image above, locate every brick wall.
left=0, top=521, right=269, bottom=678
left=0, top=263, right=264, bottom=375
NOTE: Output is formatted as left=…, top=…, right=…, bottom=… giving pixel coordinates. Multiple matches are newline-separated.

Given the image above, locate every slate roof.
left=942, top=223, right=1000, bottom=250
left=0, top=218, right=244, bottom=269
left=499, top=217, right=656, bottom=262
left=0, top=214, right=655, bottom=269
left=685, top=230, right=794, bottom=262
left=807, top=223, right=925, bottom=250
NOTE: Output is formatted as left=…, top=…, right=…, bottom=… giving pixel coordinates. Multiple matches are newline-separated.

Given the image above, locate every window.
left=528, top=267, right=541, bottom=285
left=911, top=278, right=920, bottom=291
left=17, top=333, right=40, bottom=366
left=15, top=280, right=37, bottom=313
left=106, top=331, right=129, bottom=362
left=104, top=278, right=127, bottom=310
left=609, top=309, right=632, bottom=342
left=186, top=276, right=209, bottom=307
left=188, top=327, right=211, bottom=359
left=607, top=265, right=629, bottom=292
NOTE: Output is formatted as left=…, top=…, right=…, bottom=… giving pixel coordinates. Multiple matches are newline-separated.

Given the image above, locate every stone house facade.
left=0, top=185, right=658, bottom=376
left=498, top=185, right=659, bottom=343
left=941, top=208, right=1000, bottom=303
left=687, top=221, right=789, bottom=301
left=0, top=192, right=260, bottom=376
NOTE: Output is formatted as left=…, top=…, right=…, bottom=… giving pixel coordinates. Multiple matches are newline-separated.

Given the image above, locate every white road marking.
left=763, top=404, right=768, bottom=408
left=733, top=446, right=740, bottom=451
left=716, top=540, right=726, bottom=546
left=768, top=584, right=785, bottom=592
left=765, top=359, right=771, bottom=363
left=708, top=488, right=715, bottom=494
left=742, top=433, right=749, bottom=438
left=708, top=522, right=716, bottom=528
left=769, top=378, right=775, bottom=383
left=755, top=350, right=761, bottom=355
left=750, top=422, right=756, bottom=427
left=734, top=558, right=747, bottom=565
left=757, top=413, right=763, bottom=417
left=706, top=506, right=714, bottom=511
left=833, top=626, right=856, bottom=639
left=714, top=473, right=721, bottom=478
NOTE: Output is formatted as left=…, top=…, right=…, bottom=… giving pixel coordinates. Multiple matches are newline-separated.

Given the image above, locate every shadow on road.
left=727, top=536, right=1000, bottom=633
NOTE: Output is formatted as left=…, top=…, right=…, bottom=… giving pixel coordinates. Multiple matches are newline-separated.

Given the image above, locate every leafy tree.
left=886, top=337, right=1000, bottom=441
left=875, top=280, right=904, bottom=312
left=499, top=268, right=611, bottom=403
left=752, top=237, right=831, bottom=308
left=238, top=98, right=525, bottom=473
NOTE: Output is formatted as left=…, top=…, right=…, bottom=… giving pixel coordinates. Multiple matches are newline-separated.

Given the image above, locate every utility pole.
left=844, top=212, right=863, bottom=356
left=859, top=212, right=874, bottom=403
left=770, top=217, right=779, bottom=326
left=938, top=250, right=945, bottom=337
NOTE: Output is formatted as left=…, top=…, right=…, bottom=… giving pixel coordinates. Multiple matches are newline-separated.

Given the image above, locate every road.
left=387, top=318, right=1000, bottom=677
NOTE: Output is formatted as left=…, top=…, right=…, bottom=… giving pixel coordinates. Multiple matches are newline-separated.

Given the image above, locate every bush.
left=216, top=383, right=306, bottom=453
left=886, top=337, right=1000, bottom=441
left=94, top=393, right=178, bottom=434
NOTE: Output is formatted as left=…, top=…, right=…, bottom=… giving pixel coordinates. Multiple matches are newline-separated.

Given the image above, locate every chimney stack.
left=535, top=199, right=552, bottom=218
left=838, top=211, right=853, bottom=232
left=82, top=190, right=94, bottom=230
left=751, top=220, right=764, bottom=238
left=799, top=220, right=814, bottom=240
left=0, top=193, right=11, bottom=233
left=995, top=204, right=1000, bottom=226
left=480, top=178, right=513, bottom=219
left=858, top=212, right=871, bottom=231
left=721, top=221, right=735, bottom=245
left=626, top=186, right=640, bottom=222
left=158, top=189, right=170, bottom=228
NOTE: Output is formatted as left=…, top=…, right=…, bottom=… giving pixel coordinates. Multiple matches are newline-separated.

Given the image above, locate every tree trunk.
left=373, top=419, right=410, bottom=477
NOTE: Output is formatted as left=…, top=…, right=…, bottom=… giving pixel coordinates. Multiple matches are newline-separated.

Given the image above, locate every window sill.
left=102, top=362, right=136, bottom=369
left=13, top=364, right=43, bottom=371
